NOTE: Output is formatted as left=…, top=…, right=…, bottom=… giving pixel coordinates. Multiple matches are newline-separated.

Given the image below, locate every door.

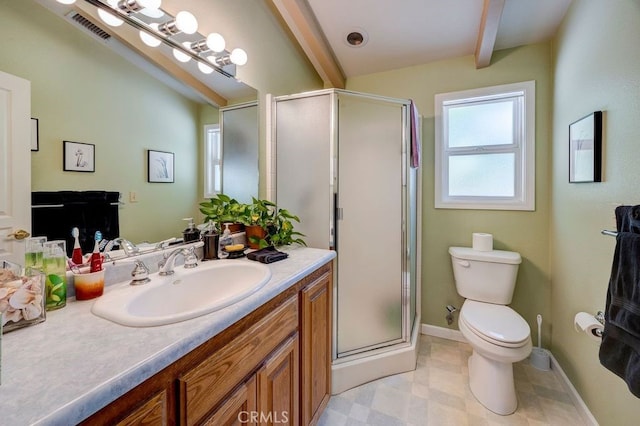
left=336, top=93, right=406, bottom=356
left=0, top=70, right=31, bottom=265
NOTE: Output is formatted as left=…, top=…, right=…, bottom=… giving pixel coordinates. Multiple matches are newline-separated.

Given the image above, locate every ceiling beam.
left=73, top=1, right=228, bottom=106
left=266, top=0, right=345, bottom=89
left=475, top=0, right=506, bottom=69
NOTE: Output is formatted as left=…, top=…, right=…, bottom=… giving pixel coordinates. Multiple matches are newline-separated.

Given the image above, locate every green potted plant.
left=267, top=206, right=306, bottom=248
left=198, top=193, right=247, bottom=234
left=242, top=198, right=306, bottom=249
left=241, top=197, right=274, bottom=249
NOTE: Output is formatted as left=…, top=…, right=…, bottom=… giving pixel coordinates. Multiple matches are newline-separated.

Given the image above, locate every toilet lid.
left=460, top=300, right=530, bottom=347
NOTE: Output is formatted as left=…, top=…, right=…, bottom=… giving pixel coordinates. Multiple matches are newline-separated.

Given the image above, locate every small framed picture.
left=148, top=150, right=174, bottom=183
left=31, top=118, right=39, bottom=151
left=63, top=141, right=95, bottom=172
left=569, top=111, right=602, bottom=183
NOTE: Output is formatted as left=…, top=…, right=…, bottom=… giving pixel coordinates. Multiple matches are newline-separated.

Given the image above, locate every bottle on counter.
left=182, top=218, right=201, bottom=243
left=202, top=221, right=219, bottom=260
left=218, top=224, right=233, bottom=259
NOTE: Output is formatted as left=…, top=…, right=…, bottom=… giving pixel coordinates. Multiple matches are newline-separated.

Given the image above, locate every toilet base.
left=468, top=351, right=517, bottom=415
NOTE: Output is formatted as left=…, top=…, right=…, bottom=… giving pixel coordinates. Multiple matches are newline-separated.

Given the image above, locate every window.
left=435, top=81, right=535, bottom=210
left=203, top=124, right=221, bottom=198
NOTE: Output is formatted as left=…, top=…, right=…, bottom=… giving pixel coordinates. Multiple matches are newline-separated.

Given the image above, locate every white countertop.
left=0, top=246, right=335, bottom=426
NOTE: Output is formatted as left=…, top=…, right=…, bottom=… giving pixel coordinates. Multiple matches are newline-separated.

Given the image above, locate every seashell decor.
left=0, top=268, right=46, bottom=333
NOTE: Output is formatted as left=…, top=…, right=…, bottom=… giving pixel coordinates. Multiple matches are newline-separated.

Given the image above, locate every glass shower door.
left=335, top=93, right=407, bottom=356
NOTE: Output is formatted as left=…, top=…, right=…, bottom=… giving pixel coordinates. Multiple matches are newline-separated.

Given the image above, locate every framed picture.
left=148, top=150, right=174, bottom=183
left=31, top=118, right=39, bottom=151
left=63, top=141, right=95, bottom=172
left=569, top=111, right=602, bottom=183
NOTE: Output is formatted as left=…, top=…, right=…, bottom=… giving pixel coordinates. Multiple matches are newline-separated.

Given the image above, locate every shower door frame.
left=269, top=89, right=417, bottom=363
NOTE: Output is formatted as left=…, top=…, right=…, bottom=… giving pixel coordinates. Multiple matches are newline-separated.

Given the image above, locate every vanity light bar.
left=81, top=0, right=244, bottom=79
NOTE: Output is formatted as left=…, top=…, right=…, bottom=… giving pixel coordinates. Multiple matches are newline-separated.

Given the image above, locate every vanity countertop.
left=0, top=246, right=335, bottom=426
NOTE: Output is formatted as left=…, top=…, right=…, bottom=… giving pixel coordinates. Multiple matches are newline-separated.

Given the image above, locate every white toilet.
left=449, top=246, right=532, bottom=415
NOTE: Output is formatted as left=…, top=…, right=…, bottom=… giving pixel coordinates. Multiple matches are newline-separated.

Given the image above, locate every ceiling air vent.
left=65, top=11, right=111, bottom=42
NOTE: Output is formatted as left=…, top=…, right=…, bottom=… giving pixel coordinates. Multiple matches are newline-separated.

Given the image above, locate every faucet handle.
left=130, top=260, right=151, bottom=285
left=183, top=247, right=198, bottom=269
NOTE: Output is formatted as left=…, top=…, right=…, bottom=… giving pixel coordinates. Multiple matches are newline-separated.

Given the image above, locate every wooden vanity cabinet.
left=300, top=268, right=332, bottom=425
left=180, top=297, right=299, bottom=425
left=80, top=261, right=333, bottom=426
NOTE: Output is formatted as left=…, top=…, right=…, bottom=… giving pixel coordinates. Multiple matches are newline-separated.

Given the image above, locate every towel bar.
left=601, top=230, right=618, bottom=237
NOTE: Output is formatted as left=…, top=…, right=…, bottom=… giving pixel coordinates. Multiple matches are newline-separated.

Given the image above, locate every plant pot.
left=245, top=225, right=267, bottom=249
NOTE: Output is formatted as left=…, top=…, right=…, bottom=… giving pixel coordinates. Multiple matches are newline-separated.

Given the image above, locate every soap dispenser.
left=202, top=221, right=219, bottom=260
left=218, top=223, right=233, bottom=259
left=182, top=218, right=201, bottom=243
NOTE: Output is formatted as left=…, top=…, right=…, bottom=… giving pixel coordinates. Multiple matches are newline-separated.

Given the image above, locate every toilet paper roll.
left=472, top=233, right=493, bottom=251
left=574, top=312, right=604, bottom=342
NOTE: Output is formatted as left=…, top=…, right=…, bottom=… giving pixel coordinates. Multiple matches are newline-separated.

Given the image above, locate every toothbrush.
left=71, top=227, right=84, bottom=265
left=90, top=231, right=103, bottom=273
left=537, top=314, right=543, bottom=348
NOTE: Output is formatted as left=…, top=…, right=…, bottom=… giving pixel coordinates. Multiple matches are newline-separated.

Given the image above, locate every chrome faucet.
left=103, top=238, right=139, bottom=256
left=158, top=242, right=203, bottom=276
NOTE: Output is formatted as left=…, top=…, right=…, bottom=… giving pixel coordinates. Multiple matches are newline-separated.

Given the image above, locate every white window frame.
left=203, top=124, right=221, bottom=198
left=434, top=80, right=535, bottom=211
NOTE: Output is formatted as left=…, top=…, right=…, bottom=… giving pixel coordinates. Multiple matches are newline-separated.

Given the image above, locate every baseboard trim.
left=421, top=323, right=598, bottom=426
left=420, top=323, right=466, bottom=342
left=548, top=352, right=599, bottom=426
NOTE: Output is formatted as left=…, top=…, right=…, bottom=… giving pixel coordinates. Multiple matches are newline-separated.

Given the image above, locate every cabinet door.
left=258, top=334, right=299, bottom=426
left=180, top=297, right=298, bottom=425
left=300, top=272, right=332, bottom=425
left=202, top=376, right=257, bottom=426
left=115, top=390, right=167, bottom=426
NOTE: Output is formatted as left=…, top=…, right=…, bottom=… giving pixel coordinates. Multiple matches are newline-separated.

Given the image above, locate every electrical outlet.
left=129, top=191, right=138, bottom=203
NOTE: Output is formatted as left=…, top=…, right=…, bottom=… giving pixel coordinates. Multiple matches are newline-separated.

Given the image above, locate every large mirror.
left=0, top=0, right=259, bottom=251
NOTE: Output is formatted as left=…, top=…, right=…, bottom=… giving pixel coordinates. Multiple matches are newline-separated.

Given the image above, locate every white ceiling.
left=305, top=0, right=573, bottom=77
left=34, top=0, right=573, bottom=104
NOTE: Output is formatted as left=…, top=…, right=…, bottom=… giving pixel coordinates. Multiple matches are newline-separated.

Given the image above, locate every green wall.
left=347, top=43, right=553, bottom=342
left=551, top=1, right=640, bottom=424
left=0, top=0, right=202, bottom=244
left=0, top=0, right=321, bottom=244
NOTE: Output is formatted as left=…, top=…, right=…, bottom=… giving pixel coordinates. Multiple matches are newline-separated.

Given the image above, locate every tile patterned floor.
left=319, top=335, right=585, bottom=426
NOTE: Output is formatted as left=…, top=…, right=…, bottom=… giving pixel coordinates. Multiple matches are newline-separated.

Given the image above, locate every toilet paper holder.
left=594, top=310, right=605, bottom=337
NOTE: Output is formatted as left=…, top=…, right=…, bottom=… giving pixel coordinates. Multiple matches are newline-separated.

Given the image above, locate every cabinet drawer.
left=116, top=390, right=167, bottom=426
left=179, top=296, right=298, bottom=425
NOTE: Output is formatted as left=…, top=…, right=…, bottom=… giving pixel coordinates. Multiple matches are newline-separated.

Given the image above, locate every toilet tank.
left=449, top=247, right=522, bottom=304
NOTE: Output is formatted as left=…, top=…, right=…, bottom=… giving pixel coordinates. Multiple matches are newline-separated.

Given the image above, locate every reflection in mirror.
left=0, top=1, right=260, bottom=247
left=221, top=102, right=259, bottom=203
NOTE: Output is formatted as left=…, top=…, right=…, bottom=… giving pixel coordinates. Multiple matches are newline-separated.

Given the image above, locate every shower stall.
left=269, top=89, right=421, bottom=393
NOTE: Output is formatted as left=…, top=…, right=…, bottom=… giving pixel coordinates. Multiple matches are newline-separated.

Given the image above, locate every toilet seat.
left=460, top=300, right=530, bottom=348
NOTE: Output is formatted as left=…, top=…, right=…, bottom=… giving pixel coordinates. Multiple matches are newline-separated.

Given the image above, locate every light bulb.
left=98, top=0, right=123, bottom=27
left=172, top=42, right=192, bottom=63
left=140, top=23, right=161, bottom=47
left=98, top=9, right=124, bottom=27
left=206, top=33, right=225, bottom=53
left=137, top=0, right=161, bottom=9
left=198, top=61, right=214, bottom=74
left=175, top=11, right=198, bottom=34
left=56, top=0, right=76, bottom=4
left=140, top=7, right=164, bottom=18
left=138, top=0, right=164, bottom=18
left=229, top=48, right=247, bottom=66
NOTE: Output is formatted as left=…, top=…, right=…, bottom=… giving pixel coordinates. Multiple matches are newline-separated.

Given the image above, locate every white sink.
left=91, top=260, right=271, bottom=327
